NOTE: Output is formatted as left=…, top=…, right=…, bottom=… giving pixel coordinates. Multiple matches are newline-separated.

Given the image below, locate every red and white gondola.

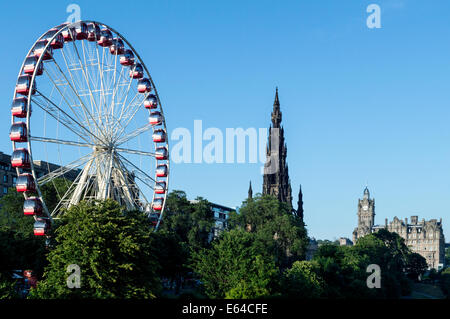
left=11, top=98, right=31, bottom=118
left=24, top=197, right=44, bottom=216
left=11, top=148, right=30, bottom=169
left=33, top=40, right=53, bottom=61
left=23, top=56, right=44, bottom=76
left=120, top=49, right=135, bottom=66
left=155, top=147, right=168, bottom=160
left=16, top=173, right=36, bottom=193
left=97, top=28, right=113, bottom=47
left=144, top=94, right=158, bottom=109
left=16, top=75, right=36, bottom=96
left=10, top=122, right=28, bottom=142
left=33, top=219, right=50, bottom=236
left=44, top=28, right=64, bottom=49
left=152, top=129, right=166, bottom=143
left=110, top=38, right=125, bottom=55
left=86, top=23, right=100, bottom=41
left=129, top=63, right=144, bottom=79
left=156, top=164, right=168, bottom=177
left=149, top=111, right=162, bottom=125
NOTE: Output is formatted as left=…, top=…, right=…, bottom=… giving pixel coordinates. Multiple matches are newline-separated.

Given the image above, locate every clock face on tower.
left=363, top=205, right=368, bottom=211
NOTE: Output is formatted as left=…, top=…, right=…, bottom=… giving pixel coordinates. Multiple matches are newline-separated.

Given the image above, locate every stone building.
left=210, top=202, right=235, bottom=239
left=353, top=187, right=446, bottom=270
left=0, top=152, right=16, bottom=197
left=189, top=199, right=235, bottom=241
left=306, top=237, right=319, bottom=260
left=339, top=237, right=353, bottom=246
left=353, top=187, right=375, bottom=242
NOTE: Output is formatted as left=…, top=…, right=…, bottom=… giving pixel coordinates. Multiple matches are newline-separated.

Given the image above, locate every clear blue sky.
left=1, top=0, right=449, bottom=241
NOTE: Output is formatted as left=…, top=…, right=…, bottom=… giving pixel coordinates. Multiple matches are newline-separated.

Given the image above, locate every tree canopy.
left=191, top=229, right=278, bottom=299
left=227, top=194, right=308, bottom=269
left=29, top=200, right=161, bottom=299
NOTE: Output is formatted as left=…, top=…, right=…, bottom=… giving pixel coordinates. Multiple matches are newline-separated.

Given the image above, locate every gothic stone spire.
left=271, top=87, right=282, bottom=128
left=296, top=185, right=304, bottom=222
left=248, top=181, right=253, bottom=200
left=263, top=87, right=292, bottom=208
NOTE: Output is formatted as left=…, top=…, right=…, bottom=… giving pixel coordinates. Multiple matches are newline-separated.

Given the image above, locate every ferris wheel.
left=10, top=21, right=169, bottom=236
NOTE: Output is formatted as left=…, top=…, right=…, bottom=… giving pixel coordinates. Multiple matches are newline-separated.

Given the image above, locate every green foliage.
left=0, top=187, right=31, bottom=234
left=440, top=268, right=450, bottom=298
left=150, top=229, right=189, bottom=294
left=160, top=191, right=215, bottom=250
left=405, top=253, right=428, bottom=281
left=0, top=273, right=20, bottom=299
left=297, top=230, right=419, bottom=299
left=40, top=178, right=72, bottom=214
left=228, top=194, right=308, bottom=269
left=0, top=178, right=72, bottom=233
left=225, top=278, right=270, bottom=299
left=191, top=229, right=277, bottom=299
left=312, top=244, right=376, bottom=298
left=29, top=200, right=161, bottom=299
left=0, top=226, right=47, bottom=277
left=445, top=247, right=450, bottom=267
left=159, top=190, right=193, bottom=242
left=317, top=239, right=339, bottom=246
left=281, top=260, right=324, bottom=298
left=0, top=188, right=48, bottom=283
left=156, top=190, right=215, bottom=294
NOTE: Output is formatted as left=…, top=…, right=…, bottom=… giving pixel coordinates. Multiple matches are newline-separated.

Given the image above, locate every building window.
left=12, top=177, right=16, bottom=186
left=3, top=187, right=7, bottom=194
left=3, top=175, right=7, bottom=183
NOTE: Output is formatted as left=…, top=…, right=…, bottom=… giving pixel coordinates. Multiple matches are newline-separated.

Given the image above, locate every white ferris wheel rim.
left=10, top=20, right=169, bottom=230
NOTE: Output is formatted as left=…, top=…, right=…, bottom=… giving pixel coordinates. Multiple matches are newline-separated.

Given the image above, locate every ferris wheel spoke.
left=111, top=156, right=140, bottom=210
left=32, top=95, right=93, bottom=144
left=116, top=90, right=140, bottom=121
left=108, top=48, right=119, bottom=131
left=43, top=64, right=90, bottom=129
left=116, top=122, right=153, bottom=146
left=37, top=152, right=93, bottom=186
left=94, top=42, right=110, bottom=134
left=114, top=73, right=141, bottom=129
left=59, top=44, right=96, bottom=134
left=30, top=136, right=97, bottom=148
left=79, top=39, right=103, bottom=119
left=33, top=91, right=103, bottom=145
left=51, top=158, right=95, bottom=216
left=113, top=92, right=147, bottom=139
left=110, top=64, right=126, bottom=121
left=114, top=66, right=136, bottom=124
left=117, top=153, right=156, bottom=185
left=49, top=58, right=109, bottom=142
left=116, top=147, right=156, bottom=157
